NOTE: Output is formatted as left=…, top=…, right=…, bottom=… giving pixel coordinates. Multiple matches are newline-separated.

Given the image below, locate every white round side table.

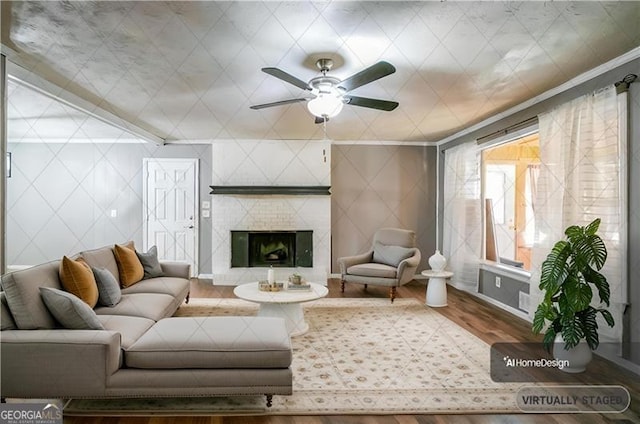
left=421, top=270, right=453, bottom=307
left=233, top=282, right=328, bottom=336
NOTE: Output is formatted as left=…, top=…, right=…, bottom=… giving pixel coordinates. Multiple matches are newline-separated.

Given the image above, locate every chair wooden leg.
left=341, top=280, right=345, bottom=293
left=390, top=287, right=397, bottom=303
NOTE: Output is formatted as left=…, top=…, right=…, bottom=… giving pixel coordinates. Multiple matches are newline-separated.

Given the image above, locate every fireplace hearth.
left=231, top=231, right=313, bottom=268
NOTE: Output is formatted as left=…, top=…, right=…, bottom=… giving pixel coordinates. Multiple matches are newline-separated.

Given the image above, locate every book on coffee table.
left=287, top=283, right=311, bottom=291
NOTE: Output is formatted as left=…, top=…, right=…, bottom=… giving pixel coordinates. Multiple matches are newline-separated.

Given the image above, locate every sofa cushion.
left=347, top=262, right=397, bottom=279
left=372, top=242, right=414, bottom=267
left=80, top=245, right=120, bottom=286
left=92, top=267, right=122, bottom=307
left=114, top=243, right=144, bottom=288
left=136, top=246, right=165, bottom=279
left=121, top=277, right=190, bottom=299
left=125, top=317, right=292, bottom=369
left=59, top=256, right=99, bottom=308
left=1, top=291, right=17, bottom=330
left=1, top=261, right=61, bottom=329
left=97, top=315, right=156, bottom=349
left=40, top=287, right=104, bottom=330
left=94, top=293, right=176, bottom=321
left=159, top=262, right=191, bottom=279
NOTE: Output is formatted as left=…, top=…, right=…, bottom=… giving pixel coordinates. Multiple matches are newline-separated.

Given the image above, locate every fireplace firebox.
left=231, top=231, right=313, bottom=268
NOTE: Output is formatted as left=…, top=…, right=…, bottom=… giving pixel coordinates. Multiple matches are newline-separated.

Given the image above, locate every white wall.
left=210, top=140, right=331, bottom=284
left=6, top=142, right=213, bottom=271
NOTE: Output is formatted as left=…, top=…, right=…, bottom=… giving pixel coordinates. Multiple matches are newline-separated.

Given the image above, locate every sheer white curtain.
left=442, top=141, right=482, bottom=291
left=530, top=85, right=626, bottom=343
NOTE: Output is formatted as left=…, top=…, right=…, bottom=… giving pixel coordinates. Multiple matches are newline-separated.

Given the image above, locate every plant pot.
left=288, top=275, right=302, bottom=285
left=552, top=333, right=592, bottom=373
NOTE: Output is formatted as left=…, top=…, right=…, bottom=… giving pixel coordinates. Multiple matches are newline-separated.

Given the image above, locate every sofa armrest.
left=397, top=248, right=421, bottom=285
left=337, top=251, right=374, bottom=275
left=160, top=261, right=191, bottom=279
left=1, top=329, right=121, bottom=398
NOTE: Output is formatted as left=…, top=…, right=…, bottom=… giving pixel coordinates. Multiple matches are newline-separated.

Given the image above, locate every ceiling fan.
left=250, top=58, right=399, bottom=124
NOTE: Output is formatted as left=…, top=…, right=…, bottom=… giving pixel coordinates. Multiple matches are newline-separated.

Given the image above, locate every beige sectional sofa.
left=0, top=243, right=293, bottom=407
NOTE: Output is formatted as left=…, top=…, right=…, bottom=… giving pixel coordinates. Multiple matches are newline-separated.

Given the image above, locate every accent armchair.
left=338, top=228, right=421, bottom=302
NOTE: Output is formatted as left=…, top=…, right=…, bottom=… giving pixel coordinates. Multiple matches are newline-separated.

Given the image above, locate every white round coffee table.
left=233, top=282, right=328, bottom=336
left=422, top=270, right=453, bottom=307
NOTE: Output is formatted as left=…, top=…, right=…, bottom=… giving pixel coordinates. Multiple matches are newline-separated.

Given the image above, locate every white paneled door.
left=143, top=159, right=198, bottom=276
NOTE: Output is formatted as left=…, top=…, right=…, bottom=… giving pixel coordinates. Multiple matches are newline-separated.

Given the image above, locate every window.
left=481, top=132, right=540, bottom=271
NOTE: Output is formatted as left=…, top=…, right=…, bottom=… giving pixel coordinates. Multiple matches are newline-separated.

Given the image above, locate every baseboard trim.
left=330, top=272, right=427, bottom=281
left=472, top=291, right=531, bottom=322
left=6, top=265, right=32, bottom=272
left=207, top=273, right=426, bottom=285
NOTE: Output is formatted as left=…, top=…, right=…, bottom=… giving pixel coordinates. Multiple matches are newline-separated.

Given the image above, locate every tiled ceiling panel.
left=2, top=1, right=640, bottom=143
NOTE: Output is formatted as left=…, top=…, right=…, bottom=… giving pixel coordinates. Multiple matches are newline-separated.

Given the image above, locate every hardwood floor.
left=64, top=279, right=640, bottom=424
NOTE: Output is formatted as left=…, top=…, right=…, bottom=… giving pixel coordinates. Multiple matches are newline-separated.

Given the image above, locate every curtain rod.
left=615, top=74, right=637, bottom=94
left=442, top=73, right=636, bottom=152
left=440, top=116, right=539, bottom=152
left=475, top=116, right=539, bottom=145
left=475, top=73, right=636, bottom=144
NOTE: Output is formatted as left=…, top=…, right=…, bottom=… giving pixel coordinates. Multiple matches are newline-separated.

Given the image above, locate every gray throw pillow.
left=92, top=267, right=122, bottom=307
left=136, top=245, right=164, bottom=279
left=39, top=287, right=104, bottom=330
left=372, top=242, right=414, bottom=268
left=1, top=291, right=17, bottom=330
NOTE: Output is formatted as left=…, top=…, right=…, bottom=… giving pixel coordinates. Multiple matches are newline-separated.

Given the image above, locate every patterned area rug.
left=65, top=298, right=525, bottom=416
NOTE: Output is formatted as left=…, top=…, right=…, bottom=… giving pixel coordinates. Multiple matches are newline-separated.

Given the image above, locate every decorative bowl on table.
left=259, top=281, right=284, bottom=292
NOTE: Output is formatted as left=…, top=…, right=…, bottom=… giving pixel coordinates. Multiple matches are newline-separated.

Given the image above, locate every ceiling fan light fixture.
left=307, top=93, right=344, bottom=118
left=252, top=59, right=398, bottom=123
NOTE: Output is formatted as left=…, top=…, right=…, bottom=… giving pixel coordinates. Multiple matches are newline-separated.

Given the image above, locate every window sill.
left=479, top=260, right=531, bottom=284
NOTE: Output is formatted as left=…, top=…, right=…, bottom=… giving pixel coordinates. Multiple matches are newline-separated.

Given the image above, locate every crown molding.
left=436, top=46, right=640, bottom=147
left=2, top=44, right=164, bottom=145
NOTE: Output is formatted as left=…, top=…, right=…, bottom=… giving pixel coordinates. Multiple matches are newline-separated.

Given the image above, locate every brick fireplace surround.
left=210, top=140, right=331, bottom=285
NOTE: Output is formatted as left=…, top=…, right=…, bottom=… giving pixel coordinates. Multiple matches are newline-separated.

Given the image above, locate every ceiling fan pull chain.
left=322, top=117, right=328, bottom=140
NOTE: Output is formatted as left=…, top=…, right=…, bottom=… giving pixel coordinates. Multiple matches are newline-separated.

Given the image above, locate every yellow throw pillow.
left=113, top=243, right=144, bottom=287
left=59, top=256, right=99, bottom=308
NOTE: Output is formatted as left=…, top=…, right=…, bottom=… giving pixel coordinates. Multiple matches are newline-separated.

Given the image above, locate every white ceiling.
left=3, top=1, right=640, bottom=143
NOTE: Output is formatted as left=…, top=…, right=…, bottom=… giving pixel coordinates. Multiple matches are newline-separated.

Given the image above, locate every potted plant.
left=532, top=218, right=615, bottom=372
left=288, top=273, right=302, bottom=285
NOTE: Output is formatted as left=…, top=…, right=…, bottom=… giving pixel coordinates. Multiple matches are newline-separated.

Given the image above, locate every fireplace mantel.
left=210, top=186, right=331, bottom=196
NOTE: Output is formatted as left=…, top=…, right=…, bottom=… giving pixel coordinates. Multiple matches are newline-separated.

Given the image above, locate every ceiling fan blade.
left=339, top=61, right=396, bottom=92
left=249, top=98, right=309, bottom=110
left=314, top=116, right=329, bottom=124
left=262, top=67, right=310, bottom=91
left=344, top=95, right=399, bottom=111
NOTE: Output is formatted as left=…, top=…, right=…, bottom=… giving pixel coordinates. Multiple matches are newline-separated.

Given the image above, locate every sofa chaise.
left=0, top=243, right=292, bottom=407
